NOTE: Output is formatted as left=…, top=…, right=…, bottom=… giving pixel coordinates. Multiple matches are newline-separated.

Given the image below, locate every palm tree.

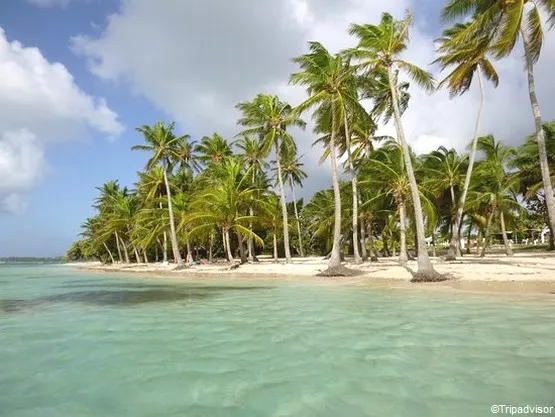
left=132, top=121, right=187, bottom=264
left=262, top=192, right=283, bottom=262
left=185, top=158, right=263, bottom=262
left=136, top=166, right=169, bottom=262
left=195, top=133, right=232, bottom=167
left=301, top=185, right=351, bottom=257
left=290, top=42, right=366, bottom=272
left=280, top=147, right=307, bottom=257
left=236, top=135, right=269, bottom=262
left=470, top=135, right=520, bottom=257
left=80, top=216, right=115, bottom=263
left=441, top=0, right=555, bottom=252
left=312, top=103, right=370, bottom=264
left=94, top=180, right=125, bottom=263
left=236, top=94, right=306, bottom=263
left=434, top=21, right=499, bottom=260
left=361, top=141, right=411, bottom=264
left=422, top=146, right=467, bottom=255
left=348, top=12, right=442, bottom=281
left=513, top=123, right=555, bottom=249
left=361, top=140, right=435, bottom=264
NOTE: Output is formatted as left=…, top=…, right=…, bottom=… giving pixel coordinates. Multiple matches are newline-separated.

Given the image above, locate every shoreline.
left=72, top=253, right=555, bottom=298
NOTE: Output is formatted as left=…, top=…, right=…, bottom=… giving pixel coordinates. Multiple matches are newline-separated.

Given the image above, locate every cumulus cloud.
left=0, top=27, right=123, bottom=213
left=72, top=0, right=555, bottom=196
left=0, top=130, right=46, bottom=214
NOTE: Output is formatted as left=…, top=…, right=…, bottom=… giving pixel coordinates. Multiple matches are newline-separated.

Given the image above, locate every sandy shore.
left=74, top=253, right=555, bottom=297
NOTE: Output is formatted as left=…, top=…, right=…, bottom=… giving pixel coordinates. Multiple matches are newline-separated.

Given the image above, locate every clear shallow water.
left=1, top=265, right=554, bottom=417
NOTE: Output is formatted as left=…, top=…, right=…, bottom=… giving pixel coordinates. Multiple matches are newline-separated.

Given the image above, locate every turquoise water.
left=1, top=265, right=554, bottom=417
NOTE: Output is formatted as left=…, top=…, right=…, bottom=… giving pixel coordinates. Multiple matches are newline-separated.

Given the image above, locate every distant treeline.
left=0, top=257, right=66, bottom=263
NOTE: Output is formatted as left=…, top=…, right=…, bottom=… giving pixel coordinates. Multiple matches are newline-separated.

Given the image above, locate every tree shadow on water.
left=0, top=285, right=273, bottom=315
left=59, top=282, right=272, bottom=292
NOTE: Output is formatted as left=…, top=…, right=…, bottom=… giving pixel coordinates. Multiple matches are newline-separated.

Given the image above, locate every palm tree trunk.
left=273, top=230, right=278, bottom=262
left=480, top=209, right=495, bottom=258
left=449, top=186, right=456, bottom=209
left=209, top=231, right=214, bottom=263
left=159, top=202, right=169, bottom=263
left=458, top=213, right=465, bottom=257
left=466, top=220, right=472, bottom=254
left=500, top=211, right=513, bottom=256
left=387, top=67, right=434, bottom=278
left=120, top=236, right=130, bottom=263
left=224, top=228, right=234, bottom=262
left=448, top=185, right=462, bottom=258
left=521, top=28, right=555, bottom=241
left=345, top=113, right=361, bottom=264
left=186, top=238, right=192, bottom=263
left=247, top=207, right=254, bottom=263
left=238, top=233, right=247, bottom=263
left=275, top=140, right=292, bottom=263
left=475, top=229, right=481, bottom=255
left=143, top=248, right=149, bottom=264
left=247, top=168, right=258, bottom=262
left=328, top=105, right=343, bottom=269
left=290, top=177, right=305, bottom=257
left=360, top=214, right=368, bottom=262
left=447, top=68, right=485, bottom=261
left=382, top=229, right=390, bottom=257
left=367, top=220, right=378, bottom=262
left=398, top=201, right=409, bottom=265
left=524, top=28, right=555, bottom=229
left=133, top=245, right=141, bottom=263
left=431, top=234, right=437, bottom=257
left=162, top=232, right=168, bottom=263
left=162, top=165, right=182, bottom=264
left=103, top=242, right=115, bottom=264
left=114, top=231, right=123, bottom=263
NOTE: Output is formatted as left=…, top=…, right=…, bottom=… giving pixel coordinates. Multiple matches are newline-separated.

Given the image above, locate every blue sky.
left=1, top=0, right=554, bottom=257
left=0, top=0, right=168, bottom=256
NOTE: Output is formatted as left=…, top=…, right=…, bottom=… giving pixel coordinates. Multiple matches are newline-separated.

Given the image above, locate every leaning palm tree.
left=348, top=12, right=443, bottom=281
left=236, top=135, right=269, bottom=262
left=290, top=42, right=366, bottom=272
left=94, top=180, right=125, bottom=263
left=136, top=166, right=170, bottom=263
left=312, top=102, right=369, bottom=264
left=441, top=0, right=555, bottom=252
left=236, top=94, right=306, bottom=263
left=132, top=121, right=187, bottom=264
left=434, top=21, right=499, bottom=260
left=280, top=147, right=308, bottom=257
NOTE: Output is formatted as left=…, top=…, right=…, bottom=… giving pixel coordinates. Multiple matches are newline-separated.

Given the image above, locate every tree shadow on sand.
left=400, top=264, right=452, bottom=283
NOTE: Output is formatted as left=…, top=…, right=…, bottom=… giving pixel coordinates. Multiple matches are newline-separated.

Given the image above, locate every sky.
left=0, top=0, right=554, bottom=257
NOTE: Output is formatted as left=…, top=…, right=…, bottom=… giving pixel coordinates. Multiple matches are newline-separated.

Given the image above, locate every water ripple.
left=1, top=267, right=555, bottom=416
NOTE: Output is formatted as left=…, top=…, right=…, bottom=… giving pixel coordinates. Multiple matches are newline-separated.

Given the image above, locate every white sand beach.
left=77, top=253, right=555, bottom=296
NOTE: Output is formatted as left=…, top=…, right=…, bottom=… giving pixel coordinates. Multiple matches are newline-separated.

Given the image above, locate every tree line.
left=67, top=3, right=555, bottom=281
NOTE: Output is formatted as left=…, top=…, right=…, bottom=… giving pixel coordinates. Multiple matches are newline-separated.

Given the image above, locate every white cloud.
left=0, top=27, right=123, bottom=213
left=0, top=130, right=46, bottom=214
left=72, top=0, right=555, bottom=196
